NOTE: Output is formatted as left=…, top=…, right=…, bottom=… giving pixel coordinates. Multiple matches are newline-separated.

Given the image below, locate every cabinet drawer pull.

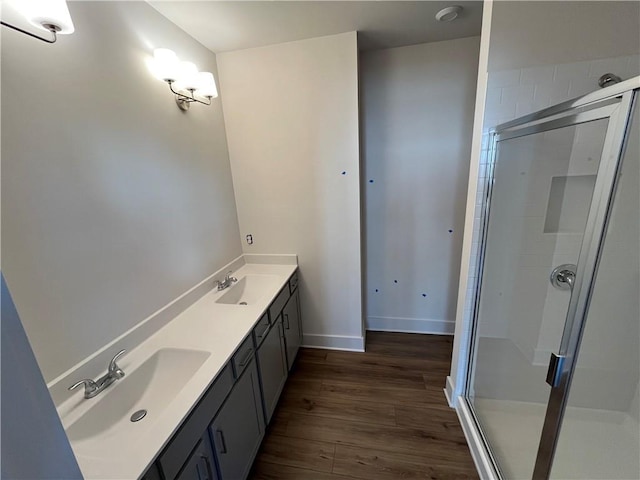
left=216, top=429, right=228, bottom=454
left=199, top=454, right=215, bottom=480
left=284, top=313, right=290, bottom=330
left=238, top=347, right=254, bottom=367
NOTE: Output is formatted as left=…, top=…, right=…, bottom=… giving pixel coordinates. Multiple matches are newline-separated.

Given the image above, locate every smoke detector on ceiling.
left=435, top=6, right=463, bottom=22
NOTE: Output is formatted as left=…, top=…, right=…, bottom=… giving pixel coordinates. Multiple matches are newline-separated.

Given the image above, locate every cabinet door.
left=157, top=365, right=234, bottom=480
left=175, top=434, right=219, bottom=480
left=256, top=318, right=288, bottom=424
left=282, top=291, right=302, bottom=371
left=210, top=359, right=264, bottom=480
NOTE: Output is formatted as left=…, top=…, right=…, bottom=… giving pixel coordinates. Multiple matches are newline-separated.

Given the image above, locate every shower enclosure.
left=466, top=77, right=639, bottom=479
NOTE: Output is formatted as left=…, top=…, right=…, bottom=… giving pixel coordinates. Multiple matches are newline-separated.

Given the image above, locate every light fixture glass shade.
left=195, top=72, right=218, bottom=98
left=11, top=0, right=75, bottom=34
left=153, top=48, right=179, bottom=82
left=176, top=61, right=199, bottom=91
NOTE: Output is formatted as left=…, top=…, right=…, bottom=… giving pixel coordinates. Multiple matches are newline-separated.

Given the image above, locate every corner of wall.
left=215, top=32, right=363, bottom=349
left=302, top=333, right=365, bottom=352
left=449, top=0, right=494, bottom=400
left=444, top=375, right=457, bottom=408
left=1, top=276, right=83, bottom=479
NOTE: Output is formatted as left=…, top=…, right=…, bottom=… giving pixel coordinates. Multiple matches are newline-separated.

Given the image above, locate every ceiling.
left=148, top=1, right=483, bottom=53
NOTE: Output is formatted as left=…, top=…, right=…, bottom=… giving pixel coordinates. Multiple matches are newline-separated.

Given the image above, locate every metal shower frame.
left=463, top=76, right=639, bottom=479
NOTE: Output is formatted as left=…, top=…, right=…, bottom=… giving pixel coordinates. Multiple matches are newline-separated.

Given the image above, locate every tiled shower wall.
left=465, top=53, right=640, bottom=326
left=483, top=55, right=640, bottom=129
left=466, top=54, right=640, bottom=410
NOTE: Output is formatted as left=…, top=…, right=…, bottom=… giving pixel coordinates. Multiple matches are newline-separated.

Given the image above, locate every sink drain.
left=130, top=409, right=147, bottom=422
left=239, top=302, right=248, bottom=305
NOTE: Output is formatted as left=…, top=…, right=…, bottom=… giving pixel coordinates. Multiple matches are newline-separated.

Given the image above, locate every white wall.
left=488, top=1, right=640, bottom=72
left=217, top=32, right=363, bottom=350
left=360, top=37, right=479, bottom=335
left=630, top=383, right=640, bottom=425
left=449, top=0, right=640, bottom=401
left=1, top=275, right=82, bottom=479
left=447, top=1, right=494, bottom=407
left=1, top=2, right=242, bottom=382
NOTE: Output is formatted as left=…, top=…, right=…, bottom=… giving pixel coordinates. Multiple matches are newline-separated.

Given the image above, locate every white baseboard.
left=366, top=316, right=454, bottom=335
left=456, top=397, right=498, bottom=480
left=302, top=334, right=365, bottom=352
left=444, top=376, right=456, bottom=408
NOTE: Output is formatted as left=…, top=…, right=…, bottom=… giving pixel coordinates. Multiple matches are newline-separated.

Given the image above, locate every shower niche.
left=544, top=175, right=597, bottom=234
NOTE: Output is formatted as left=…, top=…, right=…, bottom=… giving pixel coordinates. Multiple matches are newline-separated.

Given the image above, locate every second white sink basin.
left=215, top=275, right=279, bottom=305
left=65, top=348, right=210, bottom=454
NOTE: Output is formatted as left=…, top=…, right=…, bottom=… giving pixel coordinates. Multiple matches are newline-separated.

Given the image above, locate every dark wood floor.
left=249, top=332, right=479, bottom=479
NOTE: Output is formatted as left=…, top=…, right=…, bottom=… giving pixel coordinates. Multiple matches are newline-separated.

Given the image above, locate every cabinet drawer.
left=252, top=313, right=271, bottom=348
left=289, top=271, right=299, bottom=294
left=268, top=286, right=290, bottom=324
left=158, top=364, right=234, bottom=480
left=232, top=335, right=255, bottom=379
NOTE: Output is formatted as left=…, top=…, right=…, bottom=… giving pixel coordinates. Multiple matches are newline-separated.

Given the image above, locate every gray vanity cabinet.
left=282, top=290, right=302, bottom=371
left=156, top=365, right=234, bottom=480
left=255, top=317, right=288, bottom=424
left=175, top=434, right=219, bottom=480
left=144, top=269, right=302, bottom=480
left=210, top=358, right=264, bottom=480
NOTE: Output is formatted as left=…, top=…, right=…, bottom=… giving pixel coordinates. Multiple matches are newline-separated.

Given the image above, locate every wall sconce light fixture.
left=153, top=48, right=218, bottom=111
left=1, top=0, right=75, bottom=44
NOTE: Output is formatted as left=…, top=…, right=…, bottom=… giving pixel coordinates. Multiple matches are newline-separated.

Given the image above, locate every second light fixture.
left=153, top=48, right=218, bottom=111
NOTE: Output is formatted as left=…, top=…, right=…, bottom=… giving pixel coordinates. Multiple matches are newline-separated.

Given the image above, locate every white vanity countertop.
left=57, top=259, right=297, bottom=479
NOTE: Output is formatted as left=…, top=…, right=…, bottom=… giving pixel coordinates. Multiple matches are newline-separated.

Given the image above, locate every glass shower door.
left=467, top=98, right=630, bottom=479
left=549, top=97, right=640, bottom=479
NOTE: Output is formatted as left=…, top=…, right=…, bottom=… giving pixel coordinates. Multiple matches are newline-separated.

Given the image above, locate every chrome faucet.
left=214, top=271, right=237, bottom=291
left=68, top=349, right=126, bottom=399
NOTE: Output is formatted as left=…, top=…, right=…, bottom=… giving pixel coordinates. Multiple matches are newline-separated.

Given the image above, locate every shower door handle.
left=550, top=264, right=576, bottom=291
left=546, top=353, right=565, bottom=387
left=547, top=264, right=574, bottom=386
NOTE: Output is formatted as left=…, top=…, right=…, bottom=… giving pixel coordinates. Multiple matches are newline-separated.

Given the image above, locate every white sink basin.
left=215, top=275, right=279, bottom=305
left=65, top=348, right=209, bottom=454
